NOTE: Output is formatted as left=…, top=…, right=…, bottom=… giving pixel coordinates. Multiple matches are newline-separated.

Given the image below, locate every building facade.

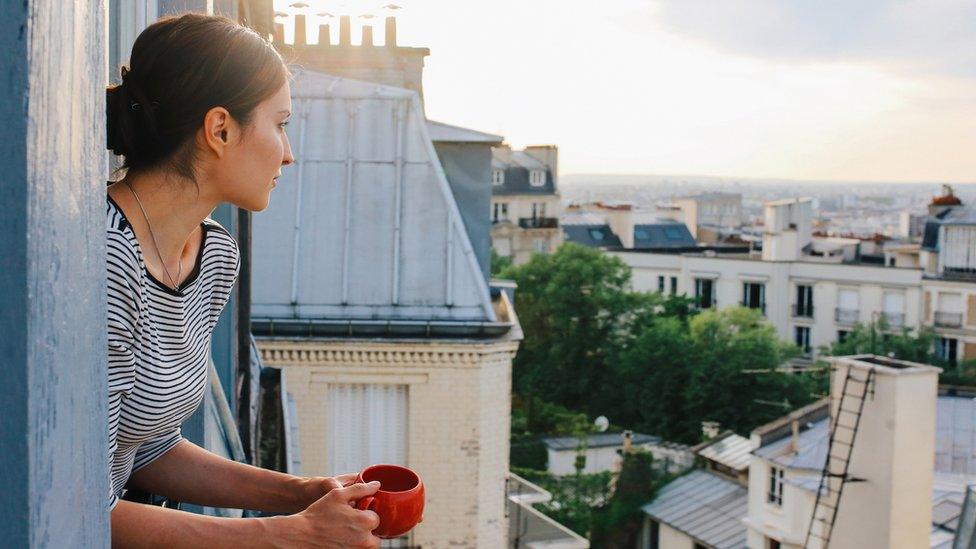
left=614, top=197, right=976, bottom=366
left=491, top=144, right=563, bottom=265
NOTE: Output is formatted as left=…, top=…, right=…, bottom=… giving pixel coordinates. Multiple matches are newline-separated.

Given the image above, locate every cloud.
left=650, top=0, right=976, bottom=78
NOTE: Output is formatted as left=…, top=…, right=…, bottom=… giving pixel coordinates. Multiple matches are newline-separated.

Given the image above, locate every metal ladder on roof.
left=804, top=367, right=875, bottom=549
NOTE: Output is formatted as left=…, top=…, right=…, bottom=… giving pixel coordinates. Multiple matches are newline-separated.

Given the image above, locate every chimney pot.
left=385, top=16, right=397, bottom=47
left=294, top=14, right=307, bottom=46
left=339, top=15, right=351, bottom=46
left=622, top=430, right=633, bottom=454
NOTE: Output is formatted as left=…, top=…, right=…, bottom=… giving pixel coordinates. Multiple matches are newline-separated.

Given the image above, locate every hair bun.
left=106, top=67, right=162, bottom=158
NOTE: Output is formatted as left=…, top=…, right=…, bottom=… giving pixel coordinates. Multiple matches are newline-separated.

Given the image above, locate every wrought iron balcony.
left=881, top=312, right=905, bottom=328
left=935, top=312, right=964, bottom=328
left=834, top=308, right=859, bottom=325
left=792, top=304, right=814, bottom=318
left=740, top=301, right=766, bottom=315
left=518, top=217, right=559, bottom=229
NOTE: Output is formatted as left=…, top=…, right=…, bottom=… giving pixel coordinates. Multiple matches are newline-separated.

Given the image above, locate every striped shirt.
left=106, top=194, right=240, bottom=510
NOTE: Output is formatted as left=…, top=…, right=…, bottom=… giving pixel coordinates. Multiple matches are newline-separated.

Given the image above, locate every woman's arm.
left=112, top=482, right=383, bottom=548
left=127, top=439, right=354, bottom=513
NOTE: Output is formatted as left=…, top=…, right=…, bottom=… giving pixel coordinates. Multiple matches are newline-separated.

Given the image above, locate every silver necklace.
left=124, top=180, right=183, bottom=291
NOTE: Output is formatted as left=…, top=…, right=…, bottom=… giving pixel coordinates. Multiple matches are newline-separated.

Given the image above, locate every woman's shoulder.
left=106, top=196, right=141, bottom=277
left=202, top=216, right=240, bottom=274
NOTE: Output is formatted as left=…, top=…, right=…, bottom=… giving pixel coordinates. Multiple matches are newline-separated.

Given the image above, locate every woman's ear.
left=202, top=106, right=232, bottom=157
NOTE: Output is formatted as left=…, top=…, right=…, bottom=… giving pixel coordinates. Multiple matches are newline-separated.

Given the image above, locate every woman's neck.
left=109, top=170, right=220, bottom=262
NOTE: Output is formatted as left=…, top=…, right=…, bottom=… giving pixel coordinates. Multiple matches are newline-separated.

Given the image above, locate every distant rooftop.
left=642, top=470, right=748, bottom=549
left=542, top=432, right=659, bottom=451
left=694, top=432, right=753, bottom=473
left=426, top=120, right=503, bottom=143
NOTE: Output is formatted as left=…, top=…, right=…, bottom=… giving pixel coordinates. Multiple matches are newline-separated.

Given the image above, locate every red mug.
left=355, top=464, right=425, bottom=539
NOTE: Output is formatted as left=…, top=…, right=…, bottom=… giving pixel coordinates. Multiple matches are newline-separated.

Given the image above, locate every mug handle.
left=356, top=496, right=377, bottom=512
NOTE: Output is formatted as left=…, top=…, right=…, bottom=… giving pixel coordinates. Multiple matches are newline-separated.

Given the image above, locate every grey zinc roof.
left=697, top=433, right=753, bottom=472
left=633, top=222, right=697, bottom=249
left=491, top=148, right=556, bottom=196
left=562, top=225, right=623, bottom=248
left=642, top=470, right=748, bottom=549
left=426, top=120, right=503, bottom=143
left=251, top=70, right=495, bottom=322
left=754, top=420, right=829, bottom=471
left=543, top=432, right=660, bottom=451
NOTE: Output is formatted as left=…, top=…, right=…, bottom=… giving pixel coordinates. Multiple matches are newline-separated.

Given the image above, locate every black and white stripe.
left=106, top=195, right=239, bottom=509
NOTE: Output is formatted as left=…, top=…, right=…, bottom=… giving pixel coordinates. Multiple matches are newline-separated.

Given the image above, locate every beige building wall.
left=658, top=522, right=696, bottom=549
left=491, top=194, right=564, bottom=265
left=258, top=337, right=518, bottom=548
left=922, top=278, right=976, bottom=362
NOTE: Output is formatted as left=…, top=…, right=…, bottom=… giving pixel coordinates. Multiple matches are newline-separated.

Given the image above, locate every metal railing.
left=835, top=308, right=859, bottom=325
left=880, top=312, right=905, bottom=328
left=935, top=312, right=964, bottom=328
left=518, top=217, right=559, bottom=229
left=792, top=304, right=814, bottom=318
left=740, top=301, right=766, bottom=315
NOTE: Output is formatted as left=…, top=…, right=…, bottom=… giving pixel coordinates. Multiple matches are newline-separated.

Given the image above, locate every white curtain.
left=838, top=289, right=859, bottom=310
left=327, top=384, right=408, bottom=476
left=882, top=292, right=904, bottom=314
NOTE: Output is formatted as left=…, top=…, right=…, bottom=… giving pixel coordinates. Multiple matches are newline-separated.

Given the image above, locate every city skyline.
left=274, top=0, right=976, bottom=183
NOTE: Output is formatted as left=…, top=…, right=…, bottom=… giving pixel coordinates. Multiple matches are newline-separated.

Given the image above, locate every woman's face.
left=213, top=81, right=294, bottom=212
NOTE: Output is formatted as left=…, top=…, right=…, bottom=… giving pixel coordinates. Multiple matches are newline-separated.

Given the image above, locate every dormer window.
left=529, top=170, right=546, bottom=186
left=492, top=169, right=505, bottom=186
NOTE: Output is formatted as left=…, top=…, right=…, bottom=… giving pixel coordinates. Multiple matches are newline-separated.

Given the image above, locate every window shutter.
left=327, top=384, right=408, bottom=476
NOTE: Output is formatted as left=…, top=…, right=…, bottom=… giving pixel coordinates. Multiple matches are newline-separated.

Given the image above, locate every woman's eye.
left=279, top=121, right=290, bottom=128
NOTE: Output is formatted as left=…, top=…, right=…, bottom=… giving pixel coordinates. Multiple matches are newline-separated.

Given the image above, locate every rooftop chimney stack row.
left=293, top=14, right=307, bottom=46
left=339, top=15, right=351, bottom=46
left=277, top=14, right=400, bottom=47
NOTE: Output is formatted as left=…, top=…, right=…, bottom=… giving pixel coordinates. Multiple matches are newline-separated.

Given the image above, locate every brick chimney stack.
left=318, top=24, right=331, bottom=46
left=339, top=15, right=351, bottom=46
left=361, top=25, right=374, bottom=47
left=293, top=14, right=307, bottom=46
left=385, top=16, right=397, bottom=47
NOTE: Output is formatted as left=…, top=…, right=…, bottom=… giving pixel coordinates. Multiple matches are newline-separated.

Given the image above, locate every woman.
left=106, top=14, right=381, bottom=547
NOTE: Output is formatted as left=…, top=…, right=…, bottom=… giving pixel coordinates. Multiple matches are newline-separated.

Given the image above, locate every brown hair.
left=106, top=13, right=288, bottom=181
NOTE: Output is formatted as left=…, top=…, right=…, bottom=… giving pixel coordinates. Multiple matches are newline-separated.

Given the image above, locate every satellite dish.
left=594, top=416, right=609, bottom=433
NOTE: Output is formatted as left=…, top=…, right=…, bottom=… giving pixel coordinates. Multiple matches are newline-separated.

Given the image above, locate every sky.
left=273, top=1, right=976, bottom=183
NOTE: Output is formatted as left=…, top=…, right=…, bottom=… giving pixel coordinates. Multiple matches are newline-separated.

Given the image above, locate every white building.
left=665, top=193, right=744, bottom=243
left=614, top=195, right=976, bottom=366
left=542, top=432, right=693, bottom=476
left=640, top=355, right=976, bottom=548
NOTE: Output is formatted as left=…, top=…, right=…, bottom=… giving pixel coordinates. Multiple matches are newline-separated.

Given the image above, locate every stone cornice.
left=257, top=338, right=519, bottom=367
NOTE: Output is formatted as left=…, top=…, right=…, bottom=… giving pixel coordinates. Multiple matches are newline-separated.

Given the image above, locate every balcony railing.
left=792, top=304, right=814, bottom=318
left=835, top=307, right=859, bottom=325
left=518, top=217, right=559, bottom=229
left=881, top=312, right=905, bottom=328
left=935, top=312, right=964, bottom=328
left=740, top=301, right=766, bottom=315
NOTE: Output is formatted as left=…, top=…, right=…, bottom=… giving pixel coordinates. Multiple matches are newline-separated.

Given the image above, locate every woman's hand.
left=294, top=473, right=359, bottom=510
left=269, top=481, right=383, bottom=548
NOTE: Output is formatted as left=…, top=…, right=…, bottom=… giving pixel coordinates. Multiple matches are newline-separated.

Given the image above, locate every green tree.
left=490, top=248, right=512, bottom=277
left=589, top=451, right=670, bottom=548
left=502, top=243, right=667, bottom=417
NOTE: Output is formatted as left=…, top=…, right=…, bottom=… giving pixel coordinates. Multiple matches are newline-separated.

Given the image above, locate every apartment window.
left=492, top=202, right=509, bottom=223
left=588, top=228, right=606, bottom=242
left=529, top=169, right=546, bottom=186
left=657, top=276, right=665, bottom=293
left=492, top=169, right=505, bottom=185
left=794, top=284, right=813, bottom=317
left=882, top=291, right=905, bottom=328
left=533, top=238, right=549, bottom=254
left=670, top=276, right=678, bottom=296
left=837, top=330, right=850, bottom=344
left=937, top=337, right=959, bottom=366
left=794, top=326, right=811, bottom=357
left=767, top=466, right=784, bottom=506
left=936, top=292, right=964, bottom=328
left=767, top=539, right=782, bottom=549
left=328, top=384, right=408, bottom=476
left=531, top=202, right=547, bottom=219
left=836, top=288, right=859, bottom=324
left=695, top=278, right=715, bottom=309
left=742, top=282, right=766, bottom=314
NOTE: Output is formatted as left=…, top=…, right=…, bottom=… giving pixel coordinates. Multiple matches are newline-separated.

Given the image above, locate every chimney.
left=824, top=355, right=940, bottom=549
left=789, top=418, right=800, bottom=453
left=622, top=430, right=633, bottom=454
left=361, top=25, right=374, bottom=46
left=293, top=14, right=307, bottom=46
left=339, top=15, right=351, bottom=46
left=701, top=421, right=720, bottom=440
left=602, top=203, right=635, bottom=249
left=318, top=24, right=331, bottom=46
left=273, top=22, right=285, bottom=43
left=385, top=16, right=397, bottom=47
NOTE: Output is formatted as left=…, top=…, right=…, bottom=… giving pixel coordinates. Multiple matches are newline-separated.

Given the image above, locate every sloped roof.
left=642, top=470, right=748, bottom=549
left=251, top=70, right=495, bottom=323
left=426, top=120, right=503, bottom=143
left=696, top=433, right=753, bottom=472
left=542, top=432, right=660, bottom=451
left=491, top=148, right=556, bottom=195
left=562, top=225, right=622, bottom=248
left=633, top=222, right=697, bottom=248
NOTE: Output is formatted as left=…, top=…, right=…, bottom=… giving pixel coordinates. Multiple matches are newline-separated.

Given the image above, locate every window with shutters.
left=327, top=384, right=408, bottom=477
